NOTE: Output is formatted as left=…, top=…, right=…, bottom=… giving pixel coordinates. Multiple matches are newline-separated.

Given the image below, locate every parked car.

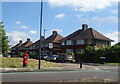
left=50, top=55, right=59, bottom=61
left=0, top=54, right=3, bottom=57
left=46, top=56, right=52, bottom=61
left=41, top=54, right=48, bottom=60
left=56, top=55, right=74, bottom=63
left=3, top=54, right=11, bottom=57
left=46, top=55, right=58, bottom=61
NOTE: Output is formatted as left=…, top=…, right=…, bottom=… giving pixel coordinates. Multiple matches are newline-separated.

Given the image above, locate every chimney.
left=41, top=36, right=45, bottom=40
left=19, top=40, right=22, bottom=43
left=52, top=31, right=57, bottom=35
left=27, top=38, right=30, bottom=41
left=82, top=24, right=88, bottom=30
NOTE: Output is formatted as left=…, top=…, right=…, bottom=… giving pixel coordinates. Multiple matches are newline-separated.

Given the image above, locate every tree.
left=0, top=22, right=10, bottom=54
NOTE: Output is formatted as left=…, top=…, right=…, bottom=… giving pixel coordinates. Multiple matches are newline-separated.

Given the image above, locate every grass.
left=106, top=63, right=120, bottom=65
left=1, top=57, right=62, bottom=68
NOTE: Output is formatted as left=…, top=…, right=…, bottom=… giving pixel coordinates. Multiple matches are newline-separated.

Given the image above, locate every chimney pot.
left=82, top=24, right=88, bottom=30
left=27, top=38, right=30, bottom=41
left=19, top=40, right=22, bottom=43
left=52, top=31, right=57, bottom=35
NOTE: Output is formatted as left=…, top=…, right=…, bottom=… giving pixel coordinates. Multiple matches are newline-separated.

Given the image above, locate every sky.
left=0, top=0, right=119, bottom=46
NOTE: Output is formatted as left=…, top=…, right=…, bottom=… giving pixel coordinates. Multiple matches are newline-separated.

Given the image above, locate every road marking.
left=94, top=68, right=99, bottom=70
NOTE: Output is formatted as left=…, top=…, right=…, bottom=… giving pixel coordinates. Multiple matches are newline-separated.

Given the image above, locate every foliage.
left=29, top=52, right=38, bottom=59
left=76, top=45, right=120, bottom=63
left=0, top=22, right=10, bottom=54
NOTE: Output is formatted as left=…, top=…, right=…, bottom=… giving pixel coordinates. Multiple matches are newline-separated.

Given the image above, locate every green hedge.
left=76, top=45, right=120, bottom=63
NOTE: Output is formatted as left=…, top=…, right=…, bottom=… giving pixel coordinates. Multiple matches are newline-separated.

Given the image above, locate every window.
left=33, top=46, right=36, bottom=49
left=76, top=49, right=85, bottom=53
left=41, top=44, right=44, bottom=47
left=45, top=43, right=48, bottom=47
left=77, top=40, right=84, bottom=45
left=30, top=46, right=33, bottom=49
left=87, top=40, right=93, bottom=44
left=62, top=41, right=65, bottom=45
left=66, top=49, right=73, bottom=53
left=66, top=40, right=73, bottom=45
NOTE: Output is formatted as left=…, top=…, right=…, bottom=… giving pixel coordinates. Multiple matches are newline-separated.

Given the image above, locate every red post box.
left=23, top=54, right=28, bottom=67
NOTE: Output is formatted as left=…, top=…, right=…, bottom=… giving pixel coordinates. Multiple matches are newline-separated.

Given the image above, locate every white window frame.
left=77, top=40, right=84, bottom=45
left=66, top=40, right=73, bottom=45
left=62, top=41, right=65, bottom=45
left=87, top=39, right=93, bottom=44
left=66, top=49, right=73, bottom=53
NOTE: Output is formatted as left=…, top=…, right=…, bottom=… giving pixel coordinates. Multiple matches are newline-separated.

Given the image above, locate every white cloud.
left=104, top=31, right=119, bottom=45
left=51, top=29, right=63, bottom=33
left=48, top=0, right=118, bottom=12
left=29, top=30, right=37, bottom=34
left=55, top=13, right=65, bottom=19
left=7, top=30, right=37, bottom=46
left=19, top=25, right=28, bottom=29
left=16, top=21, right=21, bottom=24
left=76, top=15, right=118, bottom=24
left=90, top=16, right=118, bottom=23
left=7, top=31, right=29, bottom=46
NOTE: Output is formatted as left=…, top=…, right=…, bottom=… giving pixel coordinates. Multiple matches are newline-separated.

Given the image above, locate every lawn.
left=1, top=57, right=62, bottom=68
left=106, top=63, right=120, bottom=65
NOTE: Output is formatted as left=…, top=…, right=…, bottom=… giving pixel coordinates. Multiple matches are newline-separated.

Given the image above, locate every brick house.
left=60, top=24, right=113, bottom=56
left=41, top=31, right=63, bottom=55
left=28, top=36, right=45, bottom=55
left=11, top=40, right=23, bottom=56
left=11, top=38, right=33, bottom=56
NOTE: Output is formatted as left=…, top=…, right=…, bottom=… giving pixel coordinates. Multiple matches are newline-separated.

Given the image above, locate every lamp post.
left=38, top=0, right=43, bottom=70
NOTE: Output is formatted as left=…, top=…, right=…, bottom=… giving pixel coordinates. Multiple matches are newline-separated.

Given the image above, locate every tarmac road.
left=2, top=69, right=119, bottom=82
left=1, top=63, right=119, bottom=82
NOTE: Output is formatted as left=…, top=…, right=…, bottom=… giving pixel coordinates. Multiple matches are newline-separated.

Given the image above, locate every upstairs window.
left=62, top=41, right=65, bottom=45
left=77, top=40, right=84, bottom=45
left=66, top=40, right=73, bottom=45
left=45, top=43, right=48, bottom=47
left=87, top=40, right=93, bottom=44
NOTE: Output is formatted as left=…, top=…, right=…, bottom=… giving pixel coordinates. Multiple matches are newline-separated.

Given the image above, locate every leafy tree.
left=0, top=22, right=10, bottom=54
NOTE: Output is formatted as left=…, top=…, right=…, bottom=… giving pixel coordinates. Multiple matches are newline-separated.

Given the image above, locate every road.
left=2, top=65, right=119, bottom=82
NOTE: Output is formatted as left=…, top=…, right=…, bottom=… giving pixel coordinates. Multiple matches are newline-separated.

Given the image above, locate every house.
left=60, top=24, right=113, bottom=56
left=11, top=38, right=33, bottom=56
left=11, top=40, right=23, bottom=56
left=41, top=31, right=64, bottom=55
left=28, top=36, right=45, bottom=55
left=18, top=38, right=33, bottom=52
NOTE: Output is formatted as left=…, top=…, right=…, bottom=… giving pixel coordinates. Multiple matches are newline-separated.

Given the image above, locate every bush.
left=76, top=45, right=120, bottom=63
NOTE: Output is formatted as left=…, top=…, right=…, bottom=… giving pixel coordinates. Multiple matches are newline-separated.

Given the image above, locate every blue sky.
left=1, top=0, right=119, bottom=46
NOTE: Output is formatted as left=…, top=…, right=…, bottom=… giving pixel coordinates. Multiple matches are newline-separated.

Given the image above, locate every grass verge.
left=106, top=63, right=120, bottom=65
left=1, top=57, right=62, bottom=68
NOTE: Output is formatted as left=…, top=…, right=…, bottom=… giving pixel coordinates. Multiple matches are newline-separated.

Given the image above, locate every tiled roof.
left=11, top=41, right=23, bottom=49
left=44, top=34, right=63, bottom=43
left=19, top=39, right=33, bottom=48
left=61, top=27, right=113, bottom=41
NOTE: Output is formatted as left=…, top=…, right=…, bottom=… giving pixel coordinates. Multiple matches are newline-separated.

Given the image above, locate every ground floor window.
left=66, top=49, right=73, bottom=53
left=76, top=49, right=85, bottom=53
left=42, top=51, right=48, bottom=54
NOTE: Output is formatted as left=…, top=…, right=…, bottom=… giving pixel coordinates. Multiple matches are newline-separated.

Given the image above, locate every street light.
left=38, top=0, right=43, bottom=70
left=44, top=29, right=46, bottom=38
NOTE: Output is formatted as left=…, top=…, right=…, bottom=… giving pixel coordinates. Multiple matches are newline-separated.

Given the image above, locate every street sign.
left=49, top=43, right=53, bottom=49
left=100, top=57, right=106, bottom=59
